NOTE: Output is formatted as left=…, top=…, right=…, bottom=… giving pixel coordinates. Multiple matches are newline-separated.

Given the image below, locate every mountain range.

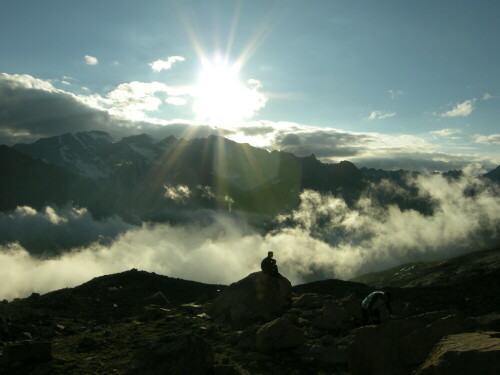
left=1, top=131, right=498, bottom=221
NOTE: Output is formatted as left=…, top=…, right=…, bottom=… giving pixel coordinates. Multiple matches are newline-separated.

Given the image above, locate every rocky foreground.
left=1, top=248, right=500, bottom=375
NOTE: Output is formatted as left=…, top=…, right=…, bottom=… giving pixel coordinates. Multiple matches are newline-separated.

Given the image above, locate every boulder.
left=415, top=331, right=500, bottom=375
left=348, top=310, right=468, bottom=375
left=2, top=341, right=52, bottom=364
left=127, top=332, right=213, bottom=375
left=211, top=272, right=292, bottom=327
left=292, top=293, right=324, bottom=309
left=311, top=301, right=350, bottom=331
left=338, top=292, right=362, bottom=320
left=256, top=317, right=305, bottom=352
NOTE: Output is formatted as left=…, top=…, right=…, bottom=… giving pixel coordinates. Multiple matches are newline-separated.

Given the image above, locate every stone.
left=127, top=332, right=213, bottom=375
left=211, top=272, right=292, bottom=327
left=139, top=306, right=171, bottom=322
left=310, top=301, right=350, bottom=331
left=415, top=331, right=500, bottom=375
left=255, top=317, right=305, bottom=352
left=292, top=293, right=323, bottom=309
left=347, top=310, right=468, bottom=375
left=338, top=293, right=362, bottom=320
left=2, top=341, right=52, bottom=364
left=471, top=313, right=500, bottom=331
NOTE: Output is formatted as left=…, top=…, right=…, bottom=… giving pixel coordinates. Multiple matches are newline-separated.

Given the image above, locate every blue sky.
left=0, top=0, right=499, bottom=172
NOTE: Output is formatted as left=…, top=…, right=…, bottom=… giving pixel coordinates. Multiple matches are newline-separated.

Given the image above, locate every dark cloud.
left=274, top=130, right=372, bottom=158
left=0, top=205, right=132, bottom=255
left=0, top=74, right=220, bottom=145
left=0, top=76, right=123, bottom=144
left=352, top=152, right=497, bottom=173
left=236, top=125, right=275, bottom=136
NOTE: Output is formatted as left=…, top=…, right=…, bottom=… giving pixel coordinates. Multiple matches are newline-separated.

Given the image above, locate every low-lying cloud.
left=0, top=206, right=132, bottom=255
left=0, top=174, right=498, bottom=300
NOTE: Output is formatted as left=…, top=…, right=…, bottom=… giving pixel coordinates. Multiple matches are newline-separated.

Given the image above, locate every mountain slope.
left=351, top=245, right=500, bottom=288
left=11, top=132, right=368, bottom=216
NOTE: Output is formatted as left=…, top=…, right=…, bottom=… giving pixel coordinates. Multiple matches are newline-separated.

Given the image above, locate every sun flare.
left=192, top=57, right=267, bottom=126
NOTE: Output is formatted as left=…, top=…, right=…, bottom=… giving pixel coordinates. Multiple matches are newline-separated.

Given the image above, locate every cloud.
left=84, top=55, right=98, bottom=65
left=274, top=129, right=373, bottom=158
left=0, top=73, right=496, bottom=172
left=0, top=73, right=219, bottom=145
left=349, top=151, right=495, bottom=173
left=389, top=90, right=404, bottom=99
left=164, top=185, right=191, bottom=202
left=441, top=99, right=476, bottom=117
left=474, top=134, right=500, bottom=145
left=0, top=174, right=498, bottom=300
left=366, top=111, right=396, bottom=120
left=0, top=206, right=132, bottom=255
left=165, top=97, right=187, bottom=106
left=229, top=121, right=497, bottom=172
left=430, top=128, right=462, bottom=137
left=149, top=56, right=185, bottom=72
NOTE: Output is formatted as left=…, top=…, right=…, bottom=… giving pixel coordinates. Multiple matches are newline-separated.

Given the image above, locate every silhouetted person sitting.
left=361, top=291, right=393, bottom=325
left=261, top=251, right=279, bottom=277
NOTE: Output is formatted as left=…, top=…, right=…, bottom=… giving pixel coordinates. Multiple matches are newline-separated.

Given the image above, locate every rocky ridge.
left=0, top=247, right=499, bottom=374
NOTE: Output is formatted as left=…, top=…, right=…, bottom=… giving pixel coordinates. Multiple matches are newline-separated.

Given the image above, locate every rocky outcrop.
left=415, top=331, right=500, bottom=375
left=348, top=310, right=468, bottom=375
left=211, top=272, right=292, bottom=327
left=127, top=332, right=214, bottom=375
left=255, top=317, right=305, bottom=352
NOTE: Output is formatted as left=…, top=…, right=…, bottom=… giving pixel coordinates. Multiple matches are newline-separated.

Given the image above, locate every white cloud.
left=149, top=56, right=185, bottom=72
left=441, top=99, right=475, bottom=117
left=84, top=55, right=99, bottom=65
left=474, top=134, right=500, bottom=145
left=165, top=97, right=187, bottom=106
left=366, top=111, right=396, bottom=120
left=0, top=174, right=498, bottom=300
left=164, top=185, right=191, bottom=202
left=0, top=72, right=496, bottom=171
left=389, top=90, right=404, bottom=99
left=430, top=128, right=462, bottom=137
left=61, top=80, right=71, bottom=85
left=103, top=81, right=191, bottom=121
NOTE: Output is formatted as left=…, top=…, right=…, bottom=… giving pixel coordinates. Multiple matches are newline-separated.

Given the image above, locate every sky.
left=0, top=0, right=499, bottom=172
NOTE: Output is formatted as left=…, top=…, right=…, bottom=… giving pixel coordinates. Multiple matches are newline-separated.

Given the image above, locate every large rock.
left=348, top=310, right=468, bottom=375
left=256, top=317, right=305, bottom=352
left=127, top=332, right=213, bottom=375
left=211, top=272, right=292, bottom=327
left=310, top=301, right=350, bottom=331
left=415, top=331, right=500, bottom=375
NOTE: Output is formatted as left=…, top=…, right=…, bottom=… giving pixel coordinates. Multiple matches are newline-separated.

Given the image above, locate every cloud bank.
left=0, top=206, right=132, bottom=255
left=0, top=174, right=498, bottom=300
left=0, top=73, right=497, bottom=171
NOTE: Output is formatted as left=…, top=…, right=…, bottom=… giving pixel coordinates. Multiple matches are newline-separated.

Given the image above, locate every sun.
left=192, top=57, right=266, bottom=126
